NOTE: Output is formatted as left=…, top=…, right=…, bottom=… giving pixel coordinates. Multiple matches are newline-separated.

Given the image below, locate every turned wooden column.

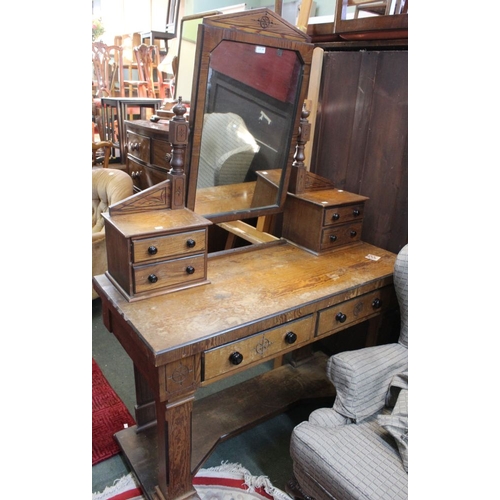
left=288, top=102, right=311, bottom=194
left=168, top=97, right=189, bottom=210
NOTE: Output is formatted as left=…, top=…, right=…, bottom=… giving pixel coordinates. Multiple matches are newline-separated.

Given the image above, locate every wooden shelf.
left=114, top=352, right=336, bottom=499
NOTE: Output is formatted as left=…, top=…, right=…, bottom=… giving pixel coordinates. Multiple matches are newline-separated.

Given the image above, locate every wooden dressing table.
left=93, top=240, right=396, bottom=500
left=93, top=10, right=400, bottom=500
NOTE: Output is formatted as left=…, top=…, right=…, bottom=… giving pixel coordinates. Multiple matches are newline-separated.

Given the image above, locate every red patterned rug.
left=92, top=358, right=136, bottom=465
left=92, top=463, right=293, bottom=500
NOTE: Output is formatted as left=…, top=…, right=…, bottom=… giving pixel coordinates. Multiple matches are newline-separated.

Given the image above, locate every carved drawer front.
left=132, top=230, right=207, bottom=264
left=127, top=131, right=150, bottom=163
left=323, top=204, right=364, bottom=227
left=133, top=254, right=206, bottom=293
left=203, top=315, right=315, bottom=381
left=317, top=286, right=396, bottom=337
left=320, top=221, right=363, bottom=251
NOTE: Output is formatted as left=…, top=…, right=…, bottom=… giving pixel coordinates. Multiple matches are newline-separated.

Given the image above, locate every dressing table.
left=93, top=10, right=398, bottom=500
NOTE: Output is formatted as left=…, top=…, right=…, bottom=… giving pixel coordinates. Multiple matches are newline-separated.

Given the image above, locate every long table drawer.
left=203, top=315, right=315, bottom=381
left=317, top=286, right=396, bottom=337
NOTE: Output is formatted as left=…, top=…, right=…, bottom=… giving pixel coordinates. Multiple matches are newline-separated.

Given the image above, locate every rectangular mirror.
left=185, top=9, right=314, bottom=224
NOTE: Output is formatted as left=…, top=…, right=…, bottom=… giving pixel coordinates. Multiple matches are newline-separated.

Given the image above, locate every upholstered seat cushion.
left=92, top=168, right=133, bottom=299
left=291, top=411, right=408, bottom=500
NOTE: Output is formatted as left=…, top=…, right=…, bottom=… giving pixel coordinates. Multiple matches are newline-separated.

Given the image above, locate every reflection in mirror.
left=194, top=39, right=303, bottom=218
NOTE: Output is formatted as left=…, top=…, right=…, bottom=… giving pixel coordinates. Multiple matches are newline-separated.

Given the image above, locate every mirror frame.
left=184, top=8, right=314, bottom=224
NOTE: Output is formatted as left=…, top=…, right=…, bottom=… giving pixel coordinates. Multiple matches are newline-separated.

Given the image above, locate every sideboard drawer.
left=323, top=204, right=365, bottom=227
left=133, top=254, right=206, bottom=294
left=203, top=315, right=315, bottom=381
left=127, top=131, right=150, bottom=163
left=133, top=230, right=207, bottom=264
left=320, top=221, right=363, bottom=251
left=151, top=139, right=172, bottom=169
left=317, top=286, right=396, bottom=337
left=127, top=158, right=148, bottom=191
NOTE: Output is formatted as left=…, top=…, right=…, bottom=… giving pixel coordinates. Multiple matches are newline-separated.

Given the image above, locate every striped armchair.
left=289, top=245, right=408, bottom=500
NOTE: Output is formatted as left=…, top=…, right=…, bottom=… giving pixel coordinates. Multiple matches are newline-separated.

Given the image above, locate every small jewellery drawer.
left=127, top=132, right=150, bottom=163
left=323, top=203, right=365, bottom=227
left=133, top=230, right=207, bottom=264
left=133, top=254, right=206, bottom=293
left=203, top=315, right=315, bottom=381
left=317, top=286, right=396, bottom=337
left=320, top=221, right=363, bottom=251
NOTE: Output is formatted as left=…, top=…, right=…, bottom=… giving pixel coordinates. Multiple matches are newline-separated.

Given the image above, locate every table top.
left=93, top=240, right=396, bottom=366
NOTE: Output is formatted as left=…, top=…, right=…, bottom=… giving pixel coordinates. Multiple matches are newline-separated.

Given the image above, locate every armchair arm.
left=327, top=343, right=407, bottom=423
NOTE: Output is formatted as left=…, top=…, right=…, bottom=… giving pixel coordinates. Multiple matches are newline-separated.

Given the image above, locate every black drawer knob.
left=353, top=209, right=361, bottom=217
left=336, top=312, right=347, bottom=323
left=148, top=246, right=158, bottom=255
left=186, top=239, right=196, bottom=248
left=285, top=332, right=297, bottom=344
left=148, top=274, right=158, bottom=284
left=330, top=235, right=337, bottom=242
left=186, top=266, right=195, bottom=275
left=350, top=230, right=357, bottom=237
left=331, top=213, right=340, bottom=221
left=229, top=352, right=243, bottom=365
left=372, top=298, right=382, bottom=309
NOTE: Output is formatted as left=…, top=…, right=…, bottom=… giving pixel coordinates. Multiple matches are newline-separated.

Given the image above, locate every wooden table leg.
left=156, top=394, right=197, bottom=499
left=134, top=365, right=157, bottom=431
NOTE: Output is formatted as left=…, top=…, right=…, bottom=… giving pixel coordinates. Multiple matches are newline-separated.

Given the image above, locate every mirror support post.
left=289, top=102, right=311, bottom=195
left=168, top=97, right=189, bottom=209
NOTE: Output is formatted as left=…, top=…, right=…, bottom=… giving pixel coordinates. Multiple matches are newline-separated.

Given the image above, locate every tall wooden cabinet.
left=310, top=45, right=408, bottom=255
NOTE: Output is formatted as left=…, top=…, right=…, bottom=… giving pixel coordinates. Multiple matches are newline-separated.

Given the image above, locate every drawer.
left=151, top=139, right=172, bottom=169
left=320, top=221, right=363, bottom=250
left=323, top=203, right=365, bottom=227
left=317, top=286, right=396, bottom=337
left=127, top=131, right=150, bottom=163
left=203, top=315, right=315, bottom=381
left=127, top=158, right=147, bottom=191
left=133, top=254, right=206, bottom=293
left=133, top=230, right=207, bottom=263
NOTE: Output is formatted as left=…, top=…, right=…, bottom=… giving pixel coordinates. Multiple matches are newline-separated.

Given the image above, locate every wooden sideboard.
left=125, top=120, right=172, bottom=192
left=93, top=240, right=398, bottom=500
